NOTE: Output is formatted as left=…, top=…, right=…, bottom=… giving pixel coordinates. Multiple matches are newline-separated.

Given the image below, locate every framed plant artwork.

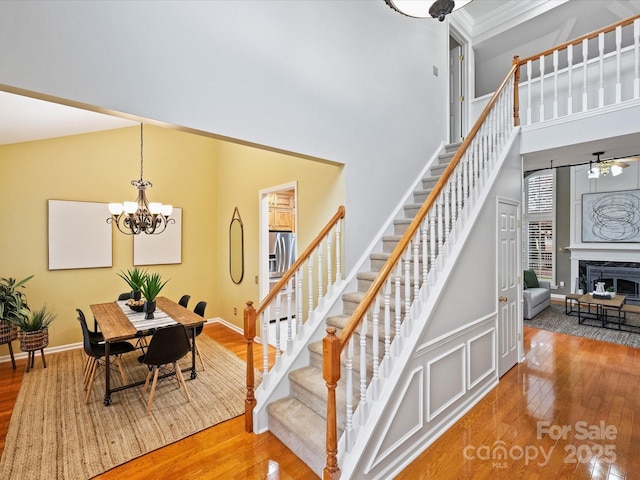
left=582, top=189, right=640, bottom=242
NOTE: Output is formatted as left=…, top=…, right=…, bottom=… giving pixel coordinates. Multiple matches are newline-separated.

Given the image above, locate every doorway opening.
left=449, top=30, right=469, bottom=143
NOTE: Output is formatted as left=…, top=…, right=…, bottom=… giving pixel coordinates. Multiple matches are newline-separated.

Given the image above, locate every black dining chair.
left=139, top=324, right=192, bottom=414
left=191, top=301, right=207, bottom=370
left=178, top=294, right=191, bottom=308
left=78, top=313, right=135, bottom=404
left=117, top=292, right=131, bottom=301
left=76, top=308, right=105, bottom=379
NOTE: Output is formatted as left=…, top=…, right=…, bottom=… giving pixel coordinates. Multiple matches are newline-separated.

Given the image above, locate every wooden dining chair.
left=139, top=324, right=192, bottom=414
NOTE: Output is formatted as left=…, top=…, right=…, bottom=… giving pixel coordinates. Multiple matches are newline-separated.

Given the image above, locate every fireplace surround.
left=578, top=261, right=640, bottom=305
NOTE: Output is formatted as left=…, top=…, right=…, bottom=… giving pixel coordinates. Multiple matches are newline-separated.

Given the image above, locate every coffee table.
left=577, top=293, right=626, bottom=329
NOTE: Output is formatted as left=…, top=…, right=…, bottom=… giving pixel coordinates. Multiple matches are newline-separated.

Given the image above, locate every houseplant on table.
left=117, top=267, right=148, bottom=301
left=0, top=276, right=33, bottom=369
left=10, top=305, right=57, bottom=372
left=139, top=272, right=170, bottom=319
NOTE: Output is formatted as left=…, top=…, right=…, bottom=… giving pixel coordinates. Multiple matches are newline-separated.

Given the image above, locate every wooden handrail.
left=336, top=63, right=518, bottom=350
left=254, top=205, right=345, bottom=318
left=517, top=14, right=640, bottom=67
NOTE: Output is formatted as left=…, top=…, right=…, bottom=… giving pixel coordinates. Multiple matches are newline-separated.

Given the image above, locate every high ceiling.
left=1, top=0, right=639, bottom=169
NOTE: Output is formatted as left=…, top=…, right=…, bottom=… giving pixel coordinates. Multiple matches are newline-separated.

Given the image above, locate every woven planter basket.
left=19, top=327, right=49, bottom=352
left=0, top=320, right=18, bottom=344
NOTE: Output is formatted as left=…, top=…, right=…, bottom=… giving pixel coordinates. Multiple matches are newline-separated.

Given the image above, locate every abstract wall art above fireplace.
left=582, top=189, right=640, bottom=242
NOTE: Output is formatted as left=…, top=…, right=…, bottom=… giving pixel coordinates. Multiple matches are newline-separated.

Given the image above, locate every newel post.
left=512, top=55, right=521, bottom=126
left=244, top=300, right=257, bottom=433
left=323, top=327, right=341, bottom=480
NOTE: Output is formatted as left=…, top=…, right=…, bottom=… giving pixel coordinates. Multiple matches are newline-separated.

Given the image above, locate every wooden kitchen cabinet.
left=268, top=191, right=295, bottom=231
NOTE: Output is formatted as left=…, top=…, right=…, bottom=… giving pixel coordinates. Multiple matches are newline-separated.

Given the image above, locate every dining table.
left=90, top=296, right=204, bottom=406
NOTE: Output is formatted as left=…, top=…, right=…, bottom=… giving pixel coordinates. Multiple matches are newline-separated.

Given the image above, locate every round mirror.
left=229, top=208, right=244, bottom=284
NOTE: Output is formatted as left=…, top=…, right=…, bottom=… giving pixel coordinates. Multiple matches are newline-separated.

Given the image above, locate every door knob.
left=498, top=296, right=508, bottom=303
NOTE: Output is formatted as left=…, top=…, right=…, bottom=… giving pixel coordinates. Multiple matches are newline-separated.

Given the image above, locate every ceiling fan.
left=587, top=151, right=639, bottom=178
left=384, top=0, right=474, bottom=21
left=525, top=151, right=640, bottom=176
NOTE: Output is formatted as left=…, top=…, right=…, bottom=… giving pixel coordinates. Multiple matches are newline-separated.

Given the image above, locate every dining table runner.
left=116, top=300, right=177, bottom=332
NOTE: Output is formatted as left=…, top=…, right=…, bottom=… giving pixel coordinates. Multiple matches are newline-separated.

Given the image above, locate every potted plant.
left=117, top=267, right=148, bottom=301
left=0, top=276, right=33, bottom=353
left=139, top=272, right=170, bottom=319
left=11, top=305, right=57, bottom=372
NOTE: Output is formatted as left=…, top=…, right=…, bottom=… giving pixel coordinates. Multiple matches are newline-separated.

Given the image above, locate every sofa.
left=523, top=269, right=551, bottom=320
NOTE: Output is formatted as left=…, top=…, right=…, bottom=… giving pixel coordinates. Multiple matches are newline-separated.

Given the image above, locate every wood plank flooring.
left=1, top=322, right=638, bottom=479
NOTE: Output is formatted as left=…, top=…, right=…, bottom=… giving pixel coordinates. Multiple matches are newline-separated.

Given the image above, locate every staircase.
left=266, top=142, right=462, bottom=475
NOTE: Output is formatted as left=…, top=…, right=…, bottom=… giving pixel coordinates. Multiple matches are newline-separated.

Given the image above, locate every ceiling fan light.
left=611, top=165, right=623, bottom=176
left=588, top=167, right=599, bottom=179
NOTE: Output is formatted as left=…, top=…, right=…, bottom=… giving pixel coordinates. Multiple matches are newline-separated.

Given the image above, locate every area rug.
left=526, top=303, right=640, bottom=348
left=0, top=335, right=259, bottom=479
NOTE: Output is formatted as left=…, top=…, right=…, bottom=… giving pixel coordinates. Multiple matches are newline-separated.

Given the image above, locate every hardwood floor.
left=1, top=323, right=638, bottom=479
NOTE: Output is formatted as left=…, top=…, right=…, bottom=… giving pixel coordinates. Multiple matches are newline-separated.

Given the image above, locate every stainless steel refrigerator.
left=268, top=231, right=296, bottom=321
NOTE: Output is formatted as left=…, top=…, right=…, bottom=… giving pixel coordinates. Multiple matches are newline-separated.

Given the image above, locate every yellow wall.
left=0, top=125, right=344, bottom=356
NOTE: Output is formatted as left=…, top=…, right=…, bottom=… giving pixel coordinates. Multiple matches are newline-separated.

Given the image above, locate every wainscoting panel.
left=468, top=328, right=496, bottom=390
left=427, top=344, right=466, bottom=422
left=366, top=367, right=424, bottom=472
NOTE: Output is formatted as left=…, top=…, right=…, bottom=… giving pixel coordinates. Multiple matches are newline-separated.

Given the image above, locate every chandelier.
left=107, top=124, right=174, bottom=235
left=587, top=151, right=625, bottom=179
left=384, top=0, right=474, bottom=21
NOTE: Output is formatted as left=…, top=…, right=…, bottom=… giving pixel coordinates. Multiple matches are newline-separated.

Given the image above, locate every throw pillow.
left=523, top=269, right=539, bottom=289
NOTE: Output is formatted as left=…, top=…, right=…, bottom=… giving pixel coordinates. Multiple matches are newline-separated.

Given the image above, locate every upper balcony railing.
left=514, top=15, right=640, bottom=126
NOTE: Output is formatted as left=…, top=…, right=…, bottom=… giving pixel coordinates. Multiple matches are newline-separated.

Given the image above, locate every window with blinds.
left=524, top=171, right=555, bottom=282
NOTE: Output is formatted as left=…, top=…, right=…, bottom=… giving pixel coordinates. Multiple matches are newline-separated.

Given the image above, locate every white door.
left=497, top=200, right=520, bottom=377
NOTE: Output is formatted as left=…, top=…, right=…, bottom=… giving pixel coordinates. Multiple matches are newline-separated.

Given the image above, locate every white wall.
left=0, top=1, right=449, bottom=270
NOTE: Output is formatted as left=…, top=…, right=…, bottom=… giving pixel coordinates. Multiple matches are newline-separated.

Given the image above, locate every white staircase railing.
left=516, top=15, right=640, bottom=126
left=322, top=62, right=518, bottom=478
left=244, top=206, right=345, bottom=432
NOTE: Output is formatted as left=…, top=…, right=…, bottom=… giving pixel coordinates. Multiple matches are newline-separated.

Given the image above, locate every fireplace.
left=578, top=261, right=640, bottom=305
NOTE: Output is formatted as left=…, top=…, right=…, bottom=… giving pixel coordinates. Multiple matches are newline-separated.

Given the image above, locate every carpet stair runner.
left=266, top=142, right=461, bottom=475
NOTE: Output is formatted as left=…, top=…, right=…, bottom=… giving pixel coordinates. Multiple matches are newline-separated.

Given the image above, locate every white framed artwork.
left=48, top=200, right=112, bottom=270
left=133, top=207, right=182, bottom=265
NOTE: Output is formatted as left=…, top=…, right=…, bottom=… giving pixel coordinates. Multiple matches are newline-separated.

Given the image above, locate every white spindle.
left=317, top=245, right=323, bottom=306
left=634, top=19, right=639, bottom=99
left=274, top=296, right=281, bottom=357
left=539, top=55, right=545, bottom=121
left=308, top=252, right=314, bottom=320
left=371, top=297, right=380, bottom=400
left=429, top=211, right=436, bottom=271
left=567, top=44, right=573, bottom=114
left=421, top=219, right=429, bottom=285
left=335, top=219, right=343, bottom=281
left=553, top=50, right=558, bottom=118
left=359, top=312, right=368, bottom=423
left=297, top=271, right=303, bottom=332
left=582, top=38, right=588, bottom=111
left=262, top=313, right=269, bottom=376
left=394, top=264, right=402, bottom=354
left=344, top=337, right=354, bottom=451
left=403, top=249, right=411, bottom=324
left=598, top=32, right=604, bottom=107
left=327, top=230, right=333, bottom=290
left=437, top=193, right=444, bottom=254
left=444, top=184, right=451, bottom=242
left=412, top=237, right=420, bottom=301
left=526, top=60, right=532, bottom=125
left=615, top=25, right=622, bottom=103
left=383, top=279, right=391, bottom=374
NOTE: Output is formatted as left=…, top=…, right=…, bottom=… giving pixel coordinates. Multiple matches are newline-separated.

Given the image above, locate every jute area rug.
left=0, top=334, right=259, bottom=479
left=526, top=303, right=640, bottom=348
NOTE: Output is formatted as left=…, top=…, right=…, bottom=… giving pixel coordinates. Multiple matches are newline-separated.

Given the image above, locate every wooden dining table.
left=90, top=296, right=204, bottom=406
